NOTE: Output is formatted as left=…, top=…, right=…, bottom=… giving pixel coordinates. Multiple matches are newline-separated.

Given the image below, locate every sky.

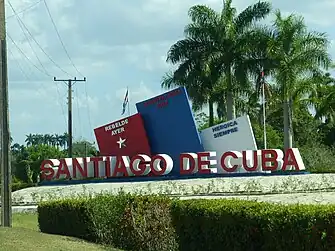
left=6, top=0, right=335, bottom=145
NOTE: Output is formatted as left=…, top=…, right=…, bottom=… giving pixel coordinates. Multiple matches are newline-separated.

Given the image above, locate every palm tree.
left=62, top=132, right=69, bottom=150
left=43, top=134, right=50, bottom=145
left=308, top=71, right=335, bottom=122
left=54, top=134, right=62, bottom=149
left=266, top=11, right=331, bottom=149
left=164, top=0, right=272, bottom=123
left=25, top=134, right=34, bottom=146
left=10, top=143, right=22, bottom=154
left=162, top=65, right=220, bottom=126
left=35, top=134, right=43, bottom=145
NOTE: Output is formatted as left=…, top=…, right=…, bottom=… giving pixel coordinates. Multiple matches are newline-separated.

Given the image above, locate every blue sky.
left=6, top=0, right=335, bottom=145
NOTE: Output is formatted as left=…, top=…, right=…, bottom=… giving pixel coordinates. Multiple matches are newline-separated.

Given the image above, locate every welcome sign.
left=40, top=87, right=307, bottom=182
left=40, top=149, right=306, bottom=181
left=200, top=116, right=260, bottom=173
left=94, top=114, right=151, bottom=157
left=136, top=87, right=204, bottom=176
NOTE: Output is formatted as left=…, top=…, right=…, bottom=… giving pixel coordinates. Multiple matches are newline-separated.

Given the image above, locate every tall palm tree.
left=10, top=143, right=22, bottom=154
left=25, top=134, right=34, bottom=146
left=43, top=134, right=50, bottom=145
left=162, top=64, right=220, bottom=126
left=54, top=134, right=62, bottom=149
left=266, top=11, right=331, bottom=149
left=164, top=0, right=272, bottom=123
left=35, top=134, right=43, bottom=145
left=62, top=132, right=69, bottom=150
left=306, top=70, right=335, bottom=122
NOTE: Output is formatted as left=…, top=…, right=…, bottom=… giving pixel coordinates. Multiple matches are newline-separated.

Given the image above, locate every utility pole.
left=53, top=77, right=86, bottom=158
left=0, top=0, right=12, bottom=227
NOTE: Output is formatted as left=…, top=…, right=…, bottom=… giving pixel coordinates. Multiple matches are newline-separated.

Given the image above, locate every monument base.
left=38, top=171, right=310, bottom=186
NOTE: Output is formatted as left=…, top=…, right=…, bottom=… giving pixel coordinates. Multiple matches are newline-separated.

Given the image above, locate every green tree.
left=266, top=11, right=331, bottom=149
left=163, top=0, right=271, bottom=125
left=72, top=140, right=97, bottom=157
left=194, top=112, right=223, bottom=130
left=13, top=144, right=66, bottom=183
left=25, top=133, right=34, bottom=146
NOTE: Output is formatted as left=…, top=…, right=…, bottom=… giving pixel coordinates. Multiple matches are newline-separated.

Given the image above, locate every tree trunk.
left=283, top=99, right=293, bottom=150
left=226, top=67, right=235, bottom=120
left=208, top=98, right=214, bottom=126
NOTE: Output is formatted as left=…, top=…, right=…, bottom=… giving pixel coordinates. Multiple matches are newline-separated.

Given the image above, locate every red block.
left=94, top=113, right=151, bottom=157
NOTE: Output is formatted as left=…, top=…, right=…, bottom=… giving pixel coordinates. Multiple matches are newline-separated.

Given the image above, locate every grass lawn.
left=0, top=213, right=120, bottom=251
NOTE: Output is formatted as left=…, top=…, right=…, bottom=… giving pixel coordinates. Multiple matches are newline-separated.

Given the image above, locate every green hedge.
left=38, top=194, right=335, bottom=251
left=172, top=199, right=335, bottom=251
left=37, top=198, right=93, bottom=240
left=38, top=193, right=178, bottom=251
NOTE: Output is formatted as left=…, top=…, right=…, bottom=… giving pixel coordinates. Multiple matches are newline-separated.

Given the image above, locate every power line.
left=8, top=0, right=49, bottom=75
left=43, top=0, right=83, bottom=77
left=6, top=0, right=42, bottom=19
left=54, top=77, right=86, bottom=158
left=54, top=82, right=68, bottom=127
left=75, top=86, right=83, bottom=137
left=7, top=0, right=71, bottom=127
left=7, top=0, right=89, bottom=141
left=9, top=46, right=66, bottom=126
left=7, top=46, right=30, bottom=80
left=7, top=32, right=51, bottom=76
left=42, top=0, right=94, bottom=141
left=8, top=36, right=67, bottom=127
left=7, top=0, right=72, bottom=77
left=84, top=81, right=94, bottom=139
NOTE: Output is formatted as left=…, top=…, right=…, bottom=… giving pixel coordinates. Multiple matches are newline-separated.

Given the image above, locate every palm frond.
left=235, top=1, right=271, bottom=33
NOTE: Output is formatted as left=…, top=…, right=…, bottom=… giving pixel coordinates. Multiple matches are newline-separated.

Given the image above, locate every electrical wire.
left=6, top=0, right=42, bottom=19
left=42, top=0, right=95, bottom=140
left=8, top=35, right=67, bottom=127
left=8, top=0, right=94, bottom=140
left=54, top=82, right=68, bottom=126
left=5, top=3, right=68, bottom=131
left=8, top=47, right=30, bottom=80
left=75, top=87, right=83, bottom=138
left=8, top=0, right=72, bottom=77
left=7, top=32, right=51, bottom=77
left=42, top=0, right=84, bottom=77
left=8, top=0, right=49, bottom=76
left=84, top=82, right=94, bottom=139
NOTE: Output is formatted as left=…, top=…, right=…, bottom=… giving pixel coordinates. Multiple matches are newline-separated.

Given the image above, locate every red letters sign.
left=40, top=149, right=306, bottom=181
left=94, top=113, right=151, bottom=157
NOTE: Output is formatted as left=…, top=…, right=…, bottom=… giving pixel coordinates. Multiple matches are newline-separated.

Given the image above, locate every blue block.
left=136, top=87, right=204, bottom=176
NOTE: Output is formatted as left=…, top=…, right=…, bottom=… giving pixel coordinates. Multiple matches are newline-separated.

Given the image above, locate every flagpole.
left=127, top=86, right=130, bottom=116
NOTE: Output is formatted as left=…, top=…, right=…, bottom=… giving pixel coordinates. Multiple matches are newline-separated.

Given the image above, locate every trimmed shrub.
left=38, top=195, right=335, bottom=251
left=38, top=198, right=93, bottom=240
left=116, top=195, right=178, bottom=251
left=38, top=193, right=178, bottom=251
left=171, top=199, right=335, bottom=251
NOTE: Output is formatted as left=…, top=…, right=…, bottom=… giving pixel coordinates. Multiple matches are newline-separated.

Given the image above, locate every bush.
left=171, top=199, right=335, bottom=251
left=116, top=195, right=178, bottom=251
left=38, top=194, right=335, bottom=251
left=38, top=198, right=93, bottom=240
left=300, top=144, right=335, bottom=173
left=38, top=193, right=178, bottom=251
